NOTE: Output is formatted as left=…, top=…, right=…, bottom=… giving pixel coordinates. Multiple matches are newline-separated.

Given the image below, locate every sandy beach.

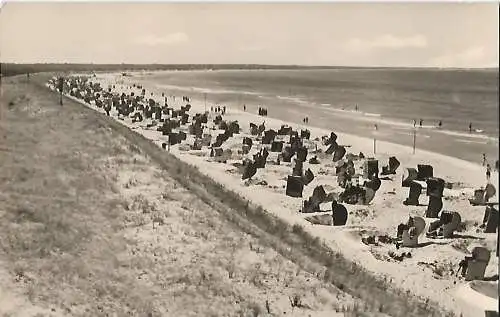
left=41, top=72, right=498, bottom=317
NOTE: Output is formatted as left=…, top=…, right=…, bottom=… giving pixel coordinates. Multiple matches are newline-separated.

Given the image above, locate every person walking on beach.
left=223, top=106, right=226, bottom=115
left=413, top=119, right=416, bottom=128
left=438, top=120, right=442, bottom=129
left=419, top=119, right=423, bottom=127
left=243, top=104, right=246, bottom=112
left=469, top=122, right=472, bottom=133
left=482, top=153, right=487, bottom=166
left=486, top=164, right=492, bottom=181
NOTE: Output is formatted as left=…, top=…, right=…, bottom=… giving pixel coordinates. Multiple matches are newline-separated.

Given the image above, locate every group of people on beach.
left=258, top=107, right=268, bottom=116
left=411, top=118, right=478, bottom=133
left=211, top=105, right=226, bottom=115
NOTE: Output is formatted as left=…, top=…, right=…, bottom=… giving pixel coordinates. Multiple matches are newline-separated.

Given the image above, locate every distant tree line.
left=0, top=63, right=347, bottom=77
left=2, top=63, right=494, bottom=77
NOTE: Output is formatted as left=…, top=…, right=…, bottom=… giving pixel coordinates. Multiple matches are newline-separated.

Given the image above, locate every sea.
left=134, top=68, right=499, bottom=165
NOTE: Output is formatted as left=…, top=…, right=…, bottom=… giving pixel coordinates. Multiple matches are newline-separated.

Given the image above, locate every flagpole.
left=412, top=128, right=416, bottom=154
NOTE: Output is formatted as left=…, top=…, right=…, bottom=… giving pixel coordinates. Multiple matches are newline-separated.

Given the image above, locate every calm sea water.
left=137, top=69, right=499, bottom=164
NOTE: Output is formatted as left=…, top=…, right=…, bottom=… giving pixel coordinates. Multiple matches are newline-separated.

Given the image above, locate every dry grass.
left=0, top=75, right=379, bottom=316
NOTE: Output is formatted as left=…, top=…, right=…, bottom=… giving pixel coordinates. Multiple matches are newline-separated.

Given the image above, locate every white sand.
left=49, top=74, right=499, bottom=317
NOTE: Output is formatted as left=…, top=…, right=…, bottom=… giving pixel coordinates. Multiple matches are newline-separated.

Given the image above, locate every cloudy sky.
left=1, top=2, right=498, bottom=68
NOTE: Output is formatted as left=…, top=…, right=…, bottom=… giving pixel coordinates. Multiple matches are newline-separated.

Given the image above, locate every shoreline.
left=49, top=73, right=498, bottom=317
left=124, top=72, right=495, bottom=181
left=132, top=72, right=499, bottom=165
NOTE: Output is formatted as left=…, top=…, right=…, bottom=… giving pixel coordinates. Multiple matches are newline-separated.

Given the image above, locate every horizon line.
left=2, top=62, right=498, bottom=71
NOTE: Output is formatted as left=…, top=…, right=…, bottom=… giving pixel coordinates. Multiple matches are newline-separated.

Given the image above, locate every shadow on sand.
left=452, top=233, right=486, bottom=240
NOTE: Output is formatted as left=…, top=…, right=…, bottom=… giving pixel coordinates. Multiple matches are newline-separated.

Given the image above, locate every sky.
left=0, top=2, right=498, bottom=68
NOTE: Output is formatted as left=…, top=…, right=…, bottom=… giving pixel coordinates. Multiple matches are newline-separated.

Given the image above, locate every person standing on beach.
left=419, top=119, right=423, bottom=127
left=486, top=164, right=492, bottom=181
left=243, top=104, right=246, bottom=112
left=482, top=153, right=487, bottom=166
left=469, top=122, right=472, bottom=133
left=223, top=106, right=226, bottom=115
left=413, top=119, right=416, bottom=128
left=438, top=120, right=442, bottom=128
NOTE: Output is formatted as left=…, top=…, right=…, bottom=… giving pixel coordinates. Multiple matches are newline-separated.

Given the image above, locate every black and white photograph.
left=0, top=1, right=498, bottom=316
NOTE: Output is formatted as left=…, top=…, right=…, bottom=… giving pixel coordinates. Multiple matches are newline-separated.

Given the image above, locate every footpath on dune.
left=2, top=73, right=454, bottom=317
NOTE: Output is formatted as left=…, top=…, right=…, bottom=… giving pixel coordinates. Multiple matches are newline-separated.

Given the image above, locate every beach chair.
left=325, top=141, right=338, bottom=155
left=281, top=146, right=294, bottom=162
left=469, top=189, right=487, bottom=206
left=426, top=177, right=445, bottom=198
left=402, top=168, right=418, bottom=187
left=292, top=159, right=303, bottom=176
left=286, top=175, right=304, bottom=198
left=381, top=156, right=401, bottom=175
left=241, top=144, right=251, bottom=155
left=311, top=186, right=327, bottom=205
left=243, top=136, right=253, bottom=147
left=425, top=196, right=443, bottom=218
left=417, top=164, right=434, bottom=181
left=301, top=198, right=320, bottom=213
left=401, top=216, right=426, bottom=247
left=270, top=141, right=284, bottom=153
left=465, top=247, right=491, bottom=281
left=181, top=113, right=189, bottom=125
left=484, top=183, right=496, bottom=203
left=300, top=129, right=311, bottom=140
left=333, top=146, right=346, bottom=162
left=441, top=212, right=461, bottom=238
left=363, top=159, right=379, bottom=180
left=242, top=161, right=257, bottom=180
left=335, top=160, right=347, bottom=175
left=482, top=205, right=499, bottom=234
left=302, top=169, right=315, bottom=186
left=404, top=181, right=422, bottom=206
left=332, top=202, right=348, bottom=226
left=262, top=130, right=276, bottom=144
left=191, top=139, right=202, bottom=151
left=249, top=123, right=259, bottom=135
left=228, top=121, right=240, bottom=134
left=296, top=147, right=308, bottom=162
left=168, top=133, right=180, bottom=145
left=337, top=170, right=348, bottom=188
left=178, top=131, right=187, bottom=142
